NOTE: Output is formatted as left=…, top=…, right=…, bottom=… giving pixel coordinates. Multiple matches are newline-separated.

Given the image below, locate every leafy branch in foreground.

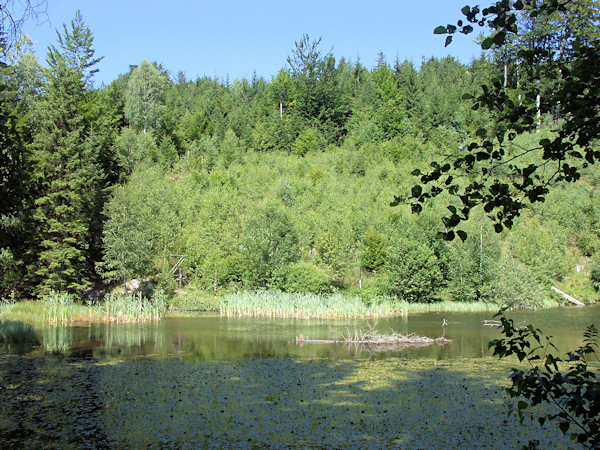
left=399, top=1, right=600, bottom=241
left=489, top=310, right=600, bottom=447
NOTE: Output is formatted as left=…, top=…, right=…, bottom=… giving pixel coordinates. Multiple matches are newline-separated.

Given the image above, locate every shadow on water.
left=0, top=353, right=578, bottom=448
left=2, top=307, right=595, bottom=446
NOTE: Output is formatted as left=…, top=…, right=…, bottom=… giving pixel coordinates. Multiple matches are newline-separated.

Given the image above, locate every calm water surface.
left=35, top=306, right=600, bottom=361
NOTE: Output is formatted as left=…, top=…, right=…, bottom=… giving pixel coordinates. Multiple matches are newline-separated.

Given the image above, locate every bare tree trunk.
left=536, top=79, right=541, bottom=132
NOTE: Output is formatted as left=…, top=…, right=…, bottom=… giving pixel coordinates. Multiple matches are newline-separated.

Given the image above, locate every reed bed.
left=219, top=291, right=561, bottom=318
left=220, top=292, right=404, bottom=319
left=40, top=290, right=168, bottom=324
left=43, top=291, right=89, bottom=324
left=98, top=291, right=168, bottom=323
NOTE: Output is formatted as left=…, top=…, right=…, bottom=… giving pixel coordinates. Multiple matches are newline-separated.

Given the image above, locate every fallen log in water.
left=551, top=286, right=585, bottom=306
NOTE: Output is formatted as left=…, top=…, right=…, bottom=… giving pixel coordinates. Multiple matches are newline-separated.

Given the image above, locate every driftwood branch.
left=295, top=332, right=451, bottom=347
left=551, top=286, right=585, bottom=306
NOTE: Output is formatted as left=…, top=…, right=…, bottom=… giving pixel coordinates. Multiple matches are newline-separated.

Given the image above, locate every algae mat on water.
left=0, top=355, right=577, bottom=448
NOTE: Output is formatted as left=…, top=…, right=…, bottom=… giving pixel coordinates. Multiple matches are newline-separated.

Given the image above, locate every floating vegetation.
left=0, top=355, right=577, bottom=448
left=220, top=292, right=404, bottom=318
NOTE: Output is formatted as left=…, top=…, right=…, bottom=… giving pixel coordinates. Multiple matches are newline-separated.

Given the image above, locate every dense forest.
left=2, top=4, right=600, bottom=308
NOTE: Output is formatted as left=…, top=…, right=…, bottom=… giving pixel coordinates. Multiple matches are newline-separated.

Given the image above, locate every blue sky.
left=22, top=1, right=484, bottom=86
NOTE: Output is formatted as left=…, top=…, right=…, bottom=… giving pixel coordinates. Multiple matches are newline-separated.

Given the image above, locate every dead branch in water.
left=295, top=330, right=452, bottom=347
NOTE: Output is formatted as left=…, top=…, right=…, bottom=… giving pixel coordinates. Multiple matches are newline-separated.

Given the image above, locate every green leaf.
left=559, top=421, right=569, bottom=434
left=434, top=25, right=447, bottom=35
left=481, top=37, right=494, bottom=50
left=411, top=185, right=422, bottom=198
left=445, top=36, right=453, bottom=47
left=457, top=230, right=467, bottom=242
left=442, top=230, right=455, bottom=241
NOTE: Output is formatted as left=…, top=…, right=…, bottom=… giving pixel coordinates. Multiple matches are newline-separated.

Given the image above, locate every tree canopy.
left=404, top=0, right=600, bottom=240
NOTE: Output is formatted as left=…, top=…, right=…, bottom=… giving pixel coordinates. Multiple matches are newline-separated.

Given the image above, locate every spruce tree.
left=29, top=11, right=102, bottom=296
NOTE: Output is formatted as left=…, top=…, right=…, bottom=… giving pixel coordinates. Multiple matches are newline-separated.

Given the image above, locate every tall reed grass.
left=41, top=290, right=168, bottom=324
left=220, top=292, right=404, bottom=319
left=43, top=291, right=79, bottom=324
left=100, top=291, right=168, bottom=323
left=220, top=291, right=560, bottom=318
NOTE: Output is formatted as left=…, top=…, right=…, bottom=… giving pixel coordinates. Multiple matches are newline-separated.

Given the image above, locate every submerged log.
left=551, top=286, right=585, bottom=306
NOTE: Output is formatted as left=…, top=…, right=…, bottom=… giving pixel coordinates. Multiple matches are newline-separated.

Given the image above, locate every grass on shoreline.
left=219, top=291, right=561, bottom=318
left=0, top=291, right=168, bottom=324
left=0, top=290, right=562, bottom=323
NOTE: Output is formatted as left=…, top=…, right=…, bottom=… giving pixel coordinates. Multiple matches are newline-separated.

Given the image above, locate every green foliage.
left=293, top=127, right=325, bottom=156
left=124, top=60, right=168, bottom=134
left=113, top=127, right=158, bottom=175
left=5, top=16, right=600, bottom=306
left=98, top=180, right=154, bottom=287
left=384, top=236, right=442, bottom=303
left=43, top=290, right=75, bottom=323
left=220, top=291, right=402, bottom=318
left=410, top=1, right=600, bottom=239
left=508, top=217, right=568, bottom=283
left=359, top=229, right=387, bottom=272
left=100, top=290, right=167, bottom=322
left=489, top=311, right=600, bottom=448
left=590, top=256, right=600, bottom=291
left=283, top=261, right=330, bottom=295
left=240, top=202, right=300, bottom=289
left=489, top=256, right=545, bottom=308
left=29, top=11, right=103, bottom=297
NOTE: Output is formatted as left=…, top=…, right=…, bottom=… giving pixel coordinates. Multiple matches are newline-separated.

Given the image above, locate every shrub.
left=384, top=236, right=442, bottom=303
left=590, top=256, right=600, bottom=291
left=293, top=128, right=325, bottom=156
left=489, top=256, right=546, bottom=308
left=359, top=229, right=387, bottom=272
left=240, top=203, right=300, bottom=289
left=283, top=261, right=331, bottom=295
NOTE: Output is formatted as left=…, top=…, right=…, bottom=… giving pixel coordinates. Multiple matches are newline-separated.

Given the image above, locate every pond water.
left=2, top=306, right=596, bottom=447
left=35, top=305, right=600, bottom=361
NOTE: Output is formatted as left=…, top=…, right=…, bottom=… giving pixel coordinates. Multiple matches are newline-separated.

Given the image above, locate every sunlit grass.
left=101, top=291, right=168, bottom=323
left=219, top=291, right=560, bottom=318
left=221, top=292, right=404, bottom=318
left=0, top=291, right=168, bottom=324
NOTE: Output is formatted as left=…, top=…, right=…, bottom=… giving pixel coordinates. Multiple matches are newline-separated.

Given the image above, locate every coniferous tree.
left=29, top=11, right=102, bottom=296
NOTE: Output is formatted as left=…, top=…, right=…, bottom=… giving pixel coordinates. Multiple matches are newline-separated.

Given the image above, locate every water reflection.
left=33, top=306, right=600, bottom=361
